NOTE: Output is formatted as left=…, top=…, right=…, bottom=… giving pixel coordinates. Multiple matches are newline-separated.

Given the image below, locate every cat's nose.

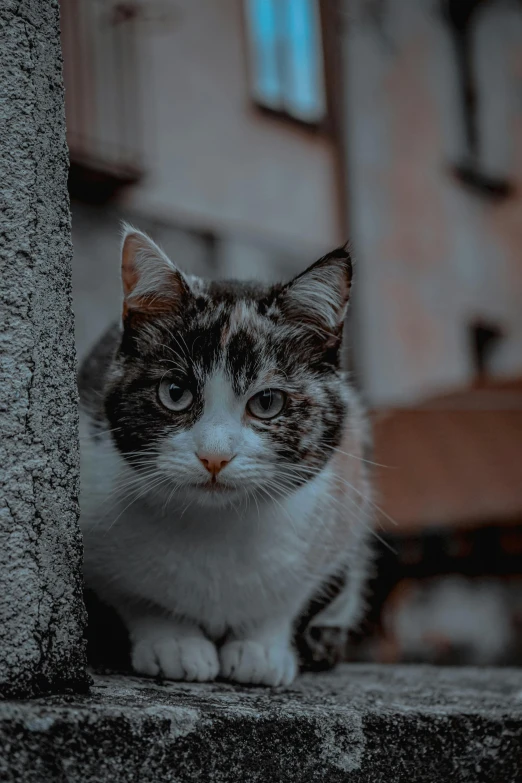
left=197, top=454, right=234, bottom=476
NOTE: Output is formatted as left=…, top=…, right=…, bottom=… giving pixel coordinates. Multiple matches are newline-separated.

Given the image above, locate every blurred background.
left=61, top=0, right=522, bottom=666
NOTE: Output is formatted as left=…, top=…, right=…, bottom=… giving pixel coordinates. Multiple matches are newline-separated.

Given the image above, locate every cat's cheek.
left=241, top=427, right=273, bottom=458
left=156, top=430, right=203, bottom=477
left=227, top=427, right=274, bottom=475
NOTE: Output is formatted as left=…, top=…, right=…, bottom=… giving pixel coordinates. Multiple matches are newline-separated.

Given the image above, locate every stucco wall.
left=0, top=0, right=87, bottom=696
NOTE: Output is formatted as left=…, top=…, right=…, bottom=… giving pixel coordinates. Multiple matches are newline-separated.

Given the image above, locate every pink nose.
left=198, top=455, right=233, bottom=476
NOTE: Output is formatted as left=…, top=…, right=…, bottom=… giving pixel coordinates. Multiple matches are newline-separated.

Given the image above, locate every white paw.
left=132, top=634, right=219, bottom=682
left=219, top=640, right=297, bottom=687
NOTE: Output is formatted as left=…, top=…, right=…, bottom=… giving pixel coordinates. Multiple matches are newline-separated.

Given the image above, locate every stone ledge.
left=1, top=665, right=521, bottom=782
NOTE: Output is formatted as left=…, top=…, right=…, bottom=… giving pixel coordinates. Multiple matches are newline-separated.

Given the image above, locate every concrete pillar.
left=0, top=0, right=87, bottom=696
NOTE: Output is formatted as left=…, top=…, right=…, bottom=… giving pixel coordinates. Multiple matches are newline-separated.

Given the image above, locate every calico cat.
left=78, top=225, right=373, bottom=686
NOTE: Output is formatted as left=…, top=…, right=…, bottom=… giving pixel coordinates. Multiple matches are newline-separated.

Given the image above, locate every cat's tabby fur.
left=79, top=226, right=373, bottom=686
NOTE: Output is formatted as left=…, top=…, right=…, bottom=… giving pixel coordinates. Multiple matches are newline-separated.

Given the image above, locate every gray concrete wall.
left=0, top=0, right=87, bottom=697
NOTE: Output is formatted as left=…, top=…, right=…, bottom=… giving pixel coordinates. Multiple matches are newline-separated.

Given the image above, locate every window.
left=442, top=0, right=514, bottom=200
left=244, top=0, right=327, bottom=124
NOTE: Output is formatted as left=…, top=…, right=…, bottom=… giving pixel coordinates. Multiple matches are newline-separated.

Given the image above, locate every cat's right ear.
left=278, top=245, right=353, bottom=336
left=120, top=224, right=192, bottom=322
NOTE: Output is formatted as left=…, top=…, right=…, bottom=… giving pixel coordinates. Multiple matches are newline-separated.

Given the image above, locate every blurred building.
left=60, top=0, right=522, bottom=664
left=342, top=0, right=522, bottom=664
left=346, top=0, right=522, bottom=405
left=60, top=0, right=344, bottom=360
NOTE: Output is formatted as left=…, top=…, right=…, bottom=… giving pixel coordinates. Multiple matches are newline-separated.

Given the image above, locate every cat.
left=78, top=225, right=373, bottom=687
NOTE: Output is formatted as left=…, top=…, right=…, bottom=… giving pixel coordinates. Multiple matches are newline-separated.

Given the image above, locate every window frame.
left=241, top=0, right=335, bottom=134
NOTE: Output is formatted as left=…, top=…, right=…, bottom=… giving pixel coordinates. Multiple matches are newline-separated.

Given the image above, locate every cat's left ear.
left=279, top=245, right=353, bottom=334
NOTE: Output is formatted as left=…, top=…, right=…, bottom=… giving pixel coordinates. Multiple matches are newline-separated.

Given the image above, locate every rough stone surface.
left=1, top=665, right=521, bottom=782
left=0, top=0, right=87, bottom=697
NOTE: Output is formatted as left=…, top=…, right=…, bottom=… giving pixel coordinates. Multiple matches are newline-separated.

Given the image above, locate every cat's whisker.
left=79, top=425, right=123, bottom=441
left=105, top=474, right=173, bottom=531
left=82, top=442, right=162, bottom=462
left=330, top=475, right=397, bottom=530
left=87, top=463, right=172, bottom=519
left=273, top=459, right=397, bottom=530
left=108, top=467, right=164, bottom=492
left=253, top=482, right=300, bottom=535
left=309, top=484, right=396, bottom=553
left=263, top=478, right=347, bottom=545
left=269, top=463, right=396, bottom=550
left=84, top=473, right=163, bottom=513
left=157, top=345, right=188, bottom=376
left=250, top=488, right=261, bottom=524
left=162, top=479, right=187, bottom=513
left=318, top=443, right=394, bottom=470
left=177, top=331, right=192, bottom=359
left=179, top=498, right=195, bottom=520
left=158, top=342, right=185, bottom=361
left=163, top=326, right=193, bottom=365
left=159, top=361, right=190, bottom=377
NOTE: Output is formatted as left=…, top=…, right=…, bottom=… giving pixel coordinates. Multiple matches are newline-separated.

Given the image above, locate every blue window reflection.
left=245, top=0, right=327, bottom=123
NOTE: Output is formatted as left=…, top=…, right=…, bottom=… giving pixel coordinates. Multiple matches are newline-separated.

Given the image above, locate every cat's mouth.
left=199, top=481, right=233, bottom=493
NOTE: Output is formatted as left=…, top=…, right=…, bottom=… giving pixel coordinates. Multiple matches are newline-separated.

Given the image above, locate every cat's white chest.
left=80, top=414, right=350, bottom=638
left=84, top=500, right=312, bottom=637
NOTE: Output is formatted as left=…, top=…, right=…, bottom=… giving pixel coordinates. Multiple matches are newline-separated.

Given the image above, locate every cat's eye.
left=158, top=380, right=194, bottom=412
left=247, top=389, right=286, bottom=420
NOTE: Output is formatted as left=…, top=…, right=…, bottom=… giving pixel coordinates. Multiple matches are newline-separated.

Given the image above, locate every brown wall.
left=344, top=0, right=522, bottom=406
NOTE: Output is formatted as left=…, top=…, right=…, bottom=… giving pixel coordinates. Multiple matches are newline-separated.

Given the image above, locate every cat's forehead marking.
left=220, top=299, right=266, bottom=348
left=224, top=323, right=269, bottom=396
left=228, top=300, right=258, bottom=329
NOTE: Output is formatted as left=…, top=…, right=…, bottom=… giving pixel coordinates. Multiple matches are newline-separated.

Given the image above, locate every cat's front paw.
left=132, top=634, right=219, bottom=682
left=220, top=640, right=297, bottom=687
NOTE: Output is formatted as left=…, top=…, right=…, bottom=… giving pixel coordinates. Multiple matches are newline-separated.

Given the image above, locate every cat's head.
left=104, top=225, right=353, bottom=508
